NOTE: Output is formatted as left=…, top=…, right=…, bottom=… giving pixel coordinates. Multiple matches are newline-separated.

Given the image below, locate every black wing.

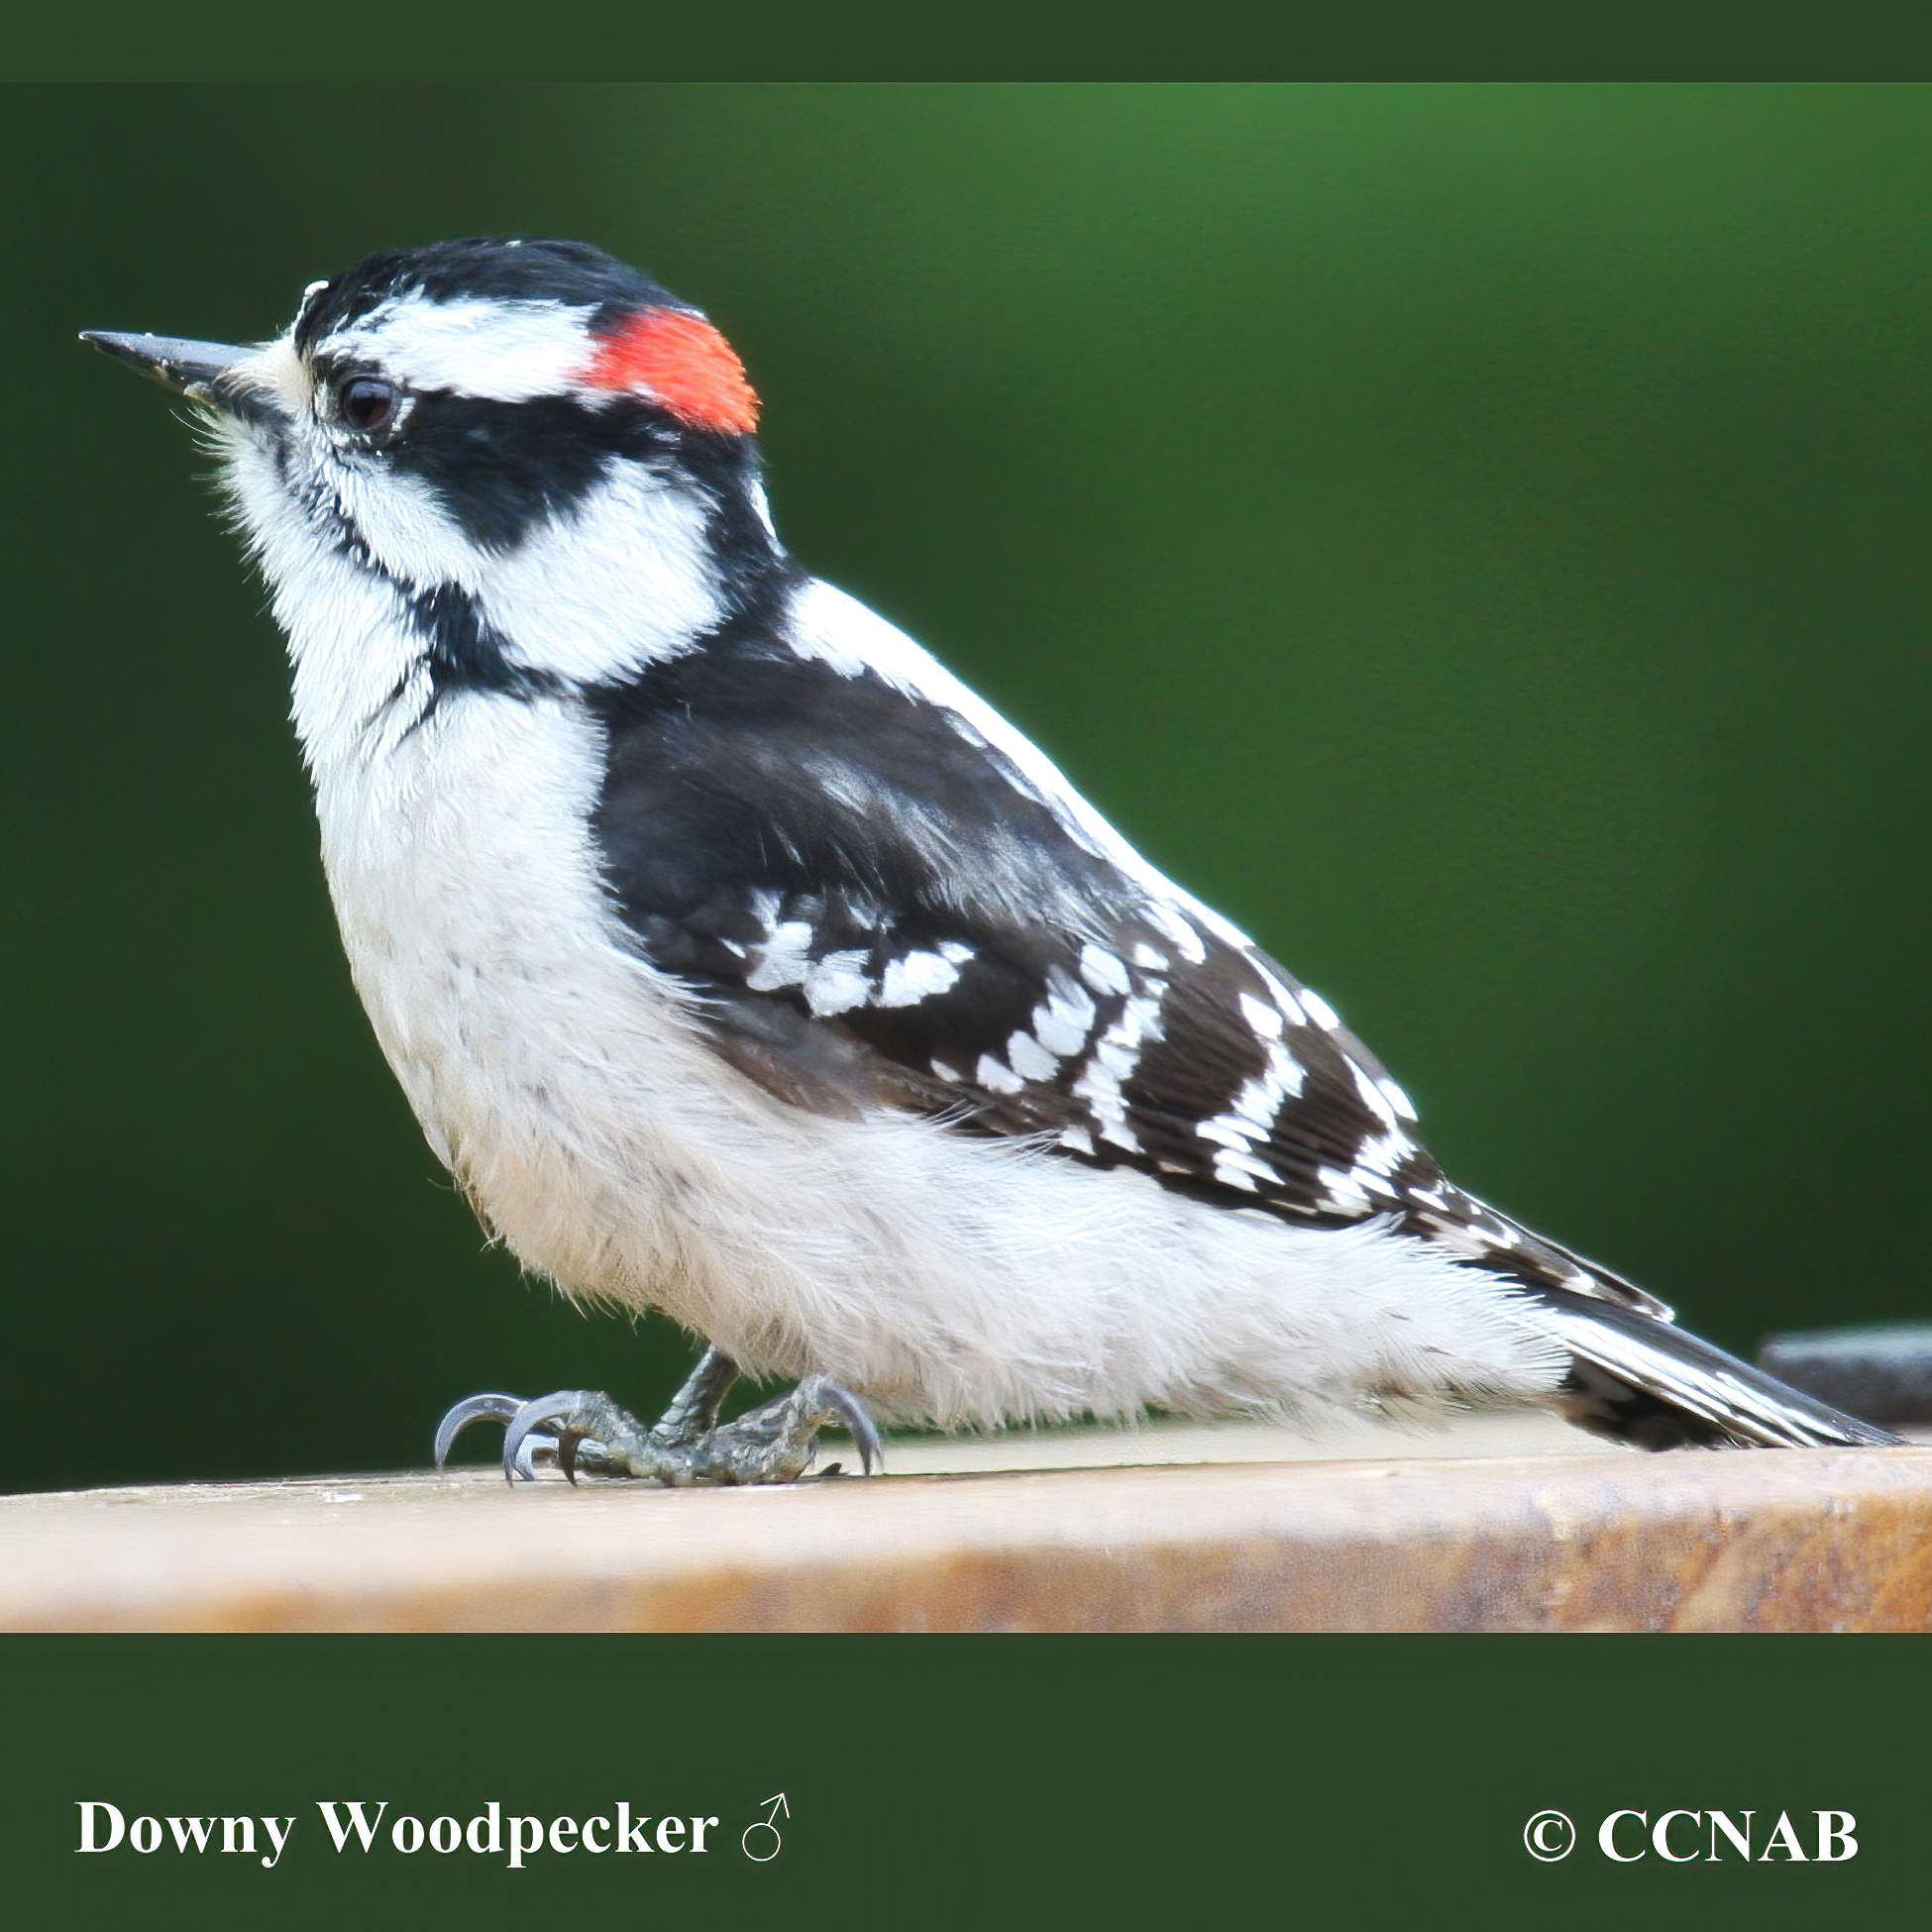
left=584, top=615, right=1652, bottom=1310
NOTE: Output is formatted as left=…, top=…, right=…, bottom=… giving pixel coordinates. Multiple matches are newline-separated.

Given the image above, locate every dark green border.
left=3, top=1636, right=1926, bottom=1926
left=7, top=18, right=1932, bottom=81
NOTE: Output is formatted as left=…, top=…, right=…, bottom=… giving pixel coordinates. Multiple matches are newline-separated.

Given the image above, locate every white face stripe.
left=325, top=292, right=599, bottom=401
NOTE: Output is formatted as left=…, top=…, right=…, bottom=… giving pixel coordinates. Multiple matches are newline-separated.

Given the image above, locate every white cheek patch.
left=328, top=293, right=597, bottom=401
left=478, top=466, right=722, bottom=682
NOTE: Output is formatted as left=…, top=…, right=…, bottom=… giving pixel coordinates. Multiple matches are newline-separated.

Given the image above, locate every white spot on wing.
left=1350, top=1062, right=1399, bottom=1129
left=1211, top=1153, right=1262, bottom=1191
left=976, top=1053, right=1023, bottom=1094
left=1349, top=1132, right=1405, bottom=1180
left=1376, top=1075, right=1417, bottom=1123
left=1237, top=992, right=1284, bottom=1039
left=802, top=949, right=870, bottom=1017
left=878, top=949, right=963, bottom=1008
left=1079, top=944, right=1130, bottom=998
left=1006, top=1029, right=1059, bottom=1082
left=1193, top=1034, right=1308, bottom=1180
left=1315, top=1164, right=1372, bottom=1214
left=1031, top=971, right=1098, bottom=1057
left=1072, top=990, right=1163, bottom=1152
left=1147, top=902, right=1208, bottom=965
left=745, top=920, right=814, bottom=992
left=1300, top=988, right=1342, bottom=1030
left=1251, top=965, right=1307, bottom=1024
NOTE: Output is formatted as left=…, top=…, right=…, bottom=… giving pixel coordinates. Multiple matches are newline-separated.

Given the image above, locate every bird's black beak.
left=79, top=330, right=254, bottom=403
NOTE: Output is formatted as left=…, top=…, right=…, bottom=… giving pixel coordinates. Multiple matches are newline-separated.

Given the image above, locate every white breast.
left=308, top=688, right=778, bottom=1325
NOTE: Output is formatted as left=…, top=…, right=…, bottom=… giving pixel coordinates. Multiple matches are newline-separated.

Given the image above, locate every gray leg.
left=434, top=1347, right=882, bottom=1486
left=649, top=1344, right=741, bottom=1447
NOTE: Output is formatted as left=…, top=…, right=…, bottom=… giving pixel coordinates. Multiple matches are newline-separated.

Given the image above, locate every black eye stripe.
left=381, top=389, right=693, bottom=553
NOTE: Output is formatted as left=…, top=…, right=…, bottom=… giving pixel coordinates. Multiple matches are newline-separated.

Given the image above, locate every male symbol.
left=743, top=1792, right=789, bottom=1862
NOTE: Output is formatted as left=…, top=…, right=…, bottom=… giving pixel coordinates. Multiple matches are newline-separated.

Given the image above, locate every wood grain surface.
left=5, top=1426, right=1930, bottom=1633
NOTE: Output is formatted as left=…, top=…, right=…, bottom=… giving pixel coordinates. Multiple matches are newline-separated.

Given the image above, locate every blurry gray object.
left=1757, top=1326, right=1932, bottom=1427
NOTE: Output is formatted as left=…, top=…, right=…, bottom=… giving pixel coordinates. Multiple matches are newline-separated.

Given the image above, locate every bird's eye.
left=337, top=376, right=398, bottom=433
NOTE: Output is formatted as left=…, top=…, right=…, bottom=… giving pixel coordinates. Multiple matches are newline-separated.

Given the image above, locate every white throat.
left=217, top=425, right=725, bottom=776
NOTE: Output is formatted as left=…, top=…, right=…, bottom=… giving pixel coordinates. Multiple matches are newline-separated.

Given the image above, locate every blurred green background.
left=3, top=83, right=1927, bottom=1491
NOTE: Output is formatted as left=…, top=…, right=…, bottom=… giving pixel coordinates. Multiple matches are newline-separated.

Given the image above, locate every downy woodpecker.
left=83, top=237, right=1898, bottom=1482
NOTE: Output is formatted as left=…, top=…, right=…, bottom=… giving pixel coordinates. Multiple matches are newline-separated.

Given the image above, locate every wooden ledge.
left=5, top=1434, right=1932, bottom=1632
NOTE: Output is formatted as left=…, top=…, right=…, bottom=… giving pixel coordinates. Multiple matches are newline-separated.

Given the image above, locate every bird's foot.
left=433, top=1345, right=882, bottom=1486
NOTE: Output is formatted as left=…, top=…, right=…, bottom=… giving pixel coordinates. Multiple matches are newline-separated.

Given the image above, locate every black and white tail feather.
left=86, top=237, right=1899, bottom=1460
left=1541, top=1289, right=1894, bottom=1449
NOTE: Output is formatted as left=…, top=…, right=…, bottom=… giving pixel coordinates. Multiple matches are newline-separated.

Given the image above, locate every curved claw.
left=817, top=1381, right=884, bottom=1476
left=433, top=1392, right=525, bottom=1470
left=554, top=1431, right=590, bottom=1486
left=502, top=1390, right=591, bottom=1486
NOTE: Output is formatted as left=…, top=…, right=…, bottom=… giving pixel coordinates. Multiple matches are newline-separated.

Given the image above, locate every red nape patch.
left=580, top=306, right=760, bottom=435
